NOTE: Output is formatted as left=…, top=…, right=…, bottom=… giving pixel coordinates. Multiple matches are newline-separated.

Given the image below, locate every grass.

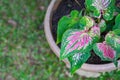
left=0, top=0, right=120, bottom=80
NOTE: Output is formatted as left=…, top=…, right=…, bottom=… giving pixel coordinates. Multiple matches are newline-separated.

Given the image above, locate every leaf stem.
left=98, top=18, right=100, bottom=23
left=75, top=0, right=81, bottom=7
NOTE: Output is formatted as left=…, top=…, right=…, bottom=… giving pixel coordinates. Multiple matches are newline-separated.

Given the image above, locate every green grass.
left=0, top=0, right=120, bottom=80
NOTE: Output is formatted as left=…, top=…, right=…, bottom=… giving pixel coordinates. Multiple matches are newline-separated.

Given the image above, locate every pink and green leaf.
left=105, top=31, right=120, bottom=53
left=93, top=41, right=118, bottom=66
left=60, top=29, right=99, bottom=60
left=68, top=52, right=90, bottom=74
left=93, top=42, right=116, bottom=61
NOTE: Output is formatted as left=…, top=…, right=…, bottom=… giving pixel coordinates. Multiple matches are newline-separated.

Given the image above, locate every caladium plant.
left=57, top=0, right=120, bottom=74
left=60, top=28, right=99, bottom=60
left=85, top=0, right=115, bottom=20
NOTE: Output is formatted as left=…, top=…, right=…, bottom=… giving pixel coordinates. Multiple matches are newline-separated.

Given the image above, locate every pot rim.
left=44, top=0, right=120, bottom=73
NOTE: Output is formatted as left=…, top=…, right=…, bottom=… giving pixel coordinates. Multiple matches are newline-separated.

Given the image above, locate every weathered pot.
left=44, top=0, right=120, bottom=78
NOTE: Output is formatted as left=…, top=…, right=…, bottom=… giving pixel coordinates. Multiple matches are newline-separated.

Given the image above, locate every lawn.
left=0, top=0, right=120, bottom=80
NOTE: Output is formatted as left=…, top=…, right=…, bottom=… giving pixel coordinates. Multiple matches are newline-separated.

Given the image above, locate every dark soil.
left=52, top=0, right=120, bottom=64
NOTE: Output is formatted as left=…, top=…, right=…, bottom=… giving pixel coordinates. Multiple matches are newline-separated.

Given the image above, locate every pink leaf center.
left=66, top=31, right=92, bottom=52
left=98, top=42, right=116, bottom=59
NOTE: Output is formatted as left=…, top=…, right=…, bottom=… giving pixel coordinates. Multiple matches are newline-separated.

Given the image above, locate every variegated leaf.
left=85, top=0, right=115, bottom=20
left=92, top=0, right=111, bottom=10
left=105, top=31, right=120, bottom=53
left=93, top=42, right=116, bottom=61
left=60, top=29, right=99, bottom=59
left=93, top=41, right=118, bottom=66
left=68, top=52, right=90, bottom=74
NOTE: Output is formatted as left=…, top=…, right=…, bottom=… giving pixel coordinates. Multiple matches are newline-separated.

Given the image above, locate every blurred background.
left=0, top=0, right=120, bottom=80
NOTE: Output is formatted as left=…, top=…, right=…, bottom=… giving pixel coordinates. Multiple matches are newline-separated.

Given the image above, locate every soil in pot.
left=52, top=0, right=120, bottom=64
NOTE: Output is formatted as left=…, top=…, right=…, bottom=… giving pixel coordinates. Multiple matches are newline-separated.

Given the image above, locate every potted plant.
left=44, top=0, right=120, bottom=77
